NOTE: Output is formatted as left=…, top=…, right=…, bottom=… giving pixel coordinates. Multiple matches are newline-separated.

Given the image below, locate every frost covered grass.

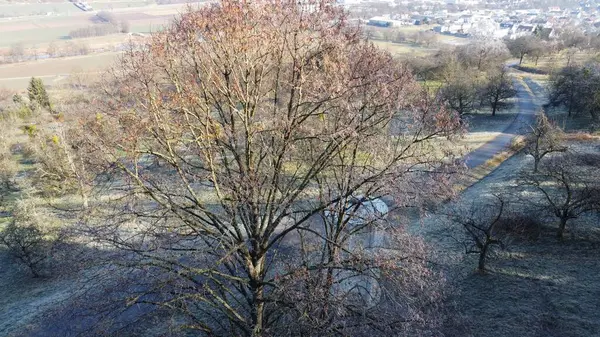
left=421, top=141, right=600, bottom=337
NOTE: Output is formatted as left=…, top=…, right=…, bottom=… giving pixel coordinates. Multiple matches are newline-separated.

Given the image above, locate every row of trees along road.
left=413, top=40, right=517, bottom=118
left=548, top=63, right=600, bottom=121
left=0, top=1, right=464, bottom=336
left=505, top=26, right=600, bottom=66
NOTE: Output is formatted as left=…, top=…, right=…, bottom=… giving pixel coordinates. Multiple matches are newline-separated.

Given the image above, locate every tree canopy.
left=66, top=0, right=463, bottom=335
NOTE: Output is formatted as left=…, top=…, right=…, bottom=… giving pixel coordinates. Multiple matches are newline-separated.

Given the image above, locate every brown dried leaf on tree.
left=65, top=0, right=464, bottom=335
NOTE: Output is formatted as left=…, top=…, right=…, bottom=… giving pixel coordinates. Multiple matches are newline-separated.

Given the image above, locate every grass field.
left=0, top=3, right=200, bottom=48
left=0, top=2, right=77, bottom=18
left=520, top=50, right=599, bottom=74
left=0, top=52, right=118, bottom=90
left=430, top=141, right=600, bottom=337
left=370, top=40, right=437, bottom=57
left=0, top=26, right=78, bottom=47
left=0, top=0, right=152, bottom=18
left=0, top=2, right=197, bottom=90
left=0, top=16, right=167, bottom=48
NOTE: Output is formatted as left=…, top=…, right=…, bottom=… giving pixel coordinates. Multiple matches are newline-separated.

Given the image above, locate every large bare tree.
left=523, top=111, right=565, bottom=172
left=438, top=60, right=481, bottom=118
left=520, top=153, right=600, bottom=238
left=482, top=66, right=516, bottom=116
left=72, top=1, right=462, bottom=335
left=456, top=39, right=509, bottom=70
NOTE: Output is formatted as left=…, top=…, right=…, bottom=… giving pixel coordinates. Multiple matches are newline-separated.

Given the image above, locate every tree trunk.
left=519, top=53, right=524, bottom=65
left=557, top=217, right=568, bottom=238
left=491, top=102, right=497, bottom=116
left=251, top=285, right=265, bottom=337
left=81, top=191, right=89, bottom=209
left=321, top=244, right=338, bottom=319
left=478, top=244, right=488, bottom=272
left=532, top=140, right=542, bottom=172
left=249, top=254, right=266, bottom=337
left=78, top=178, right=89, bottom=209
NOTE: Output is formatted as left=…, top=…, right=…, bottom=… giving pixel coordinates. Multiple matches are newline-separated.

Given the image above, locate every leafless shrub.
left=69, top=24, right=120, bottom=39
left=97, top=11, right=118, bottom=25
left=9, top=42, right=25, bottom=63
left=494, top=213, right=543, bottom=241
left=0, top=87, right=13, bottom=102
left=0, top=121, right=18, bottom=190
left=120, top=20, right=130, bottom=33
left=25, top=119, right=93, bottom=208
left=0, top=200, right=59, bottom=277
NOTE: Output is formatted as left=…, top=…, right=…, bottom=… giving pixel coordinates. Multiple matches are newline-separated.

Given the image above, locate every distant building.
left=73, top=2, right=93, bottom=11
left=367, top=16, right=405, bottom=27
left=367, top=17, right=393, bottom=27
left=512, top=24, right=535, bottom=37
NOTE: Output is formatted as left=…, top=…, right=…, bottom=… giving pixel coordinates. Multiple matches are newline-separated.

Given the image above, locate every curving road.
left=464, top=76, right=538, bottom=169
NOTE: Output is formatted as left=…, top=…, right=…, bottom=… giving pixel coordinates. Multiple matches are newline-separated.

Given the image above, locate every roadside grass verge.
left=454, top=135, right=525, bottom=193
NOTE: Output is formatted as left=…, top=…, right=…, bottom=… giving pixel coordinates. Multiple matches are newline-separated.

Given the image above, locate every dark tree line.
left=69, top=11, right=129, bottom=39
left=548, top=64, right=600, bottom=121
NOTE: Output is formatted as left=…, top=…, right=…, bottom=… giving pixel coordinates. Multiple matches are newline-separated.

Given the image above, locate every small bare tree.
left=482, top=66, right=516, bottom=116
left=120, top=20, right=130, bottom=33
left=47, top=41, right=58, bottom=58
left=9, top=42, right=25, bottom=63
left=520, top=153, right=600, bottom=238
left=523, top=111, right=565, bottom=172
left=505, top=36, right=539, bottom=65
left=447, top=195, right=508, bottom=272
left=439, top=65, right=481, bottom=118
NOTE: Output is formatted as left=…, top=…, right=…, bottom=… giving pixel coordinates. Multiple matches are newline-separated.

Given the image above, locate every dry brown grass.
left=562, top=132, right=600, bottom=141
left=453, top=135, right=526, bottom=193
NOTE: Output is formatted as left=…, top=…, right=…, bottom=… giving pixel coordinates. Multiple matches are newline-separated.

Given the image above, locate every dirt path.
left=464, top=77, right=538, bottom=168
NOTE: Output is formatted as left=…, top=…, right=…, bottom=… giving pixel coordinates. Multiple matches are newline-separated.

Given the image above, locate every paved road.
left=464, top=77, right=538, bottom=169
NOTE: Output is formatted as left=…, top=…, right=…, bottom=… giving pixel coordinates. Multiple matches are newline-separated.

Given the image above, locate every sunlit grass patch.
left=370, top=40, right=437, bottom=58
